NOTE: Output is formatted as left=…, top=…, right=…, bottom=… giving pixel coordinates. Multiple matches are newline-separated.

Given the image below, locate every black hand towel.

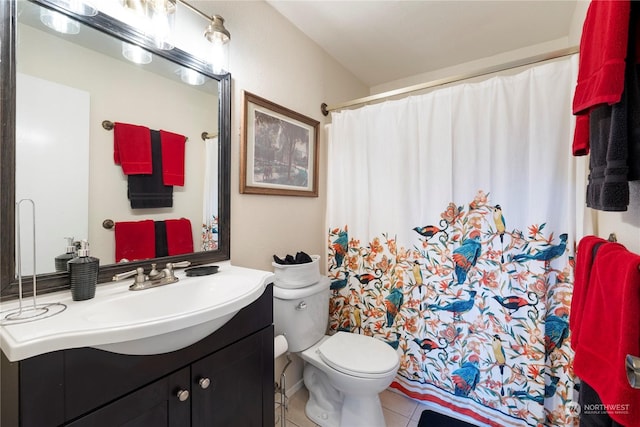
left=273, top=251, right=313, bottom=265
left=127, top=130, right=173, bottom=209
left=627, top=2, right=640, bottom=181
left=154, top=220, right=168, bottom=258
left=587, top=100, right=630, bottom=211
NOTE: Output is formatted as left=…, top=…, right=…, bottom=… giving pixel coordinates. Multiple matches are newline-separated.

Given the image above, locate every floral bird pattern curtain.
left=326, top=58, right=583, bottom=427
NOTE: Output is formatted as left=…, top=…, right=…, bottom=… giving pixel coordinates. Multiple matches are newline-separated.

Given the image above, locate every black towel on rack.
left=628, top=61, right=640, bottom=181
left=627, top=2, right=640, bottom=181
left=586, top=96, right=630, bottom=211
left=154, top=220, right=168, bottom=258
left=127, top=130, right=173, bottom=209
left=586, top=2, right=640, bottom=210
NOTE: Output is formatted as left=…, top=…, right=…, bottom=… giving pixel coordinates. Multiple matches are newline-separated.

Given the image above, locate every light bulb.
left=40, top=8, right=80, bottom=34
left=121, top=42, right=152, bottom=65
left=179, top=68, right=205, bottom=86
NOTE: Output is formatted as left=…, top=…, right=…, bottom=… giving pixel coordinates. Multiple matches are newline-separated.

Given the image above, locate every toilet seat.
left=317, top=332, right=399, bottom=379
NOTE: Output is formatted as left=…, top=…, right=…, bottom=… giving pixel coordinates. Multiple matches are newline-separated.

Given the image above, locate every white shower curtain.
left=201, top=137, right=219, bottom=251
left=326, top=58, right=584, bottom=426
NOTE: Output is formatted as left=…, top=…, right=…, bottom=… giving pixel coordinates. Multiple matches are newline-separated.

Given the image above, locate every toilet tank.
left=273, top=276, right=330, bottom=352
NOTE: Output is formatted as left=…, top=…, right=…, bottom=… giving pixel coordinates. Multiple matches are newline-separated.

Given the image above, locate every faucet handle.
left=149, top=263, right=159, bottom=276
left=166, top=261, right=191, bottom=272
left=113, top=267, right=145, bottom=282
left=161, top=261, right=191, bottom=281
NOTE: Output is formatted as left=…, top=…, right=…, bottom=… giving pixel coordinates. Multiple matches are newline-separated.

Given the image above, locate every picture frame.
left=240, top=91, right=320, bottom=197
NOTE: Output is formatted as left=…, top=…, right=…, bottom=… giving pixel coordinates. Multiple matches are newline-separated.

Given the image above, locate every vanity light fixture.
left=176, top=0, right=231, bottom=74
left=122, top=0, right=177, bottom=50
left=146, top=0, right=177, bottom=50
left=122, top=42, right=153, bottom=64
left=204, top=15, right=231, bottom=46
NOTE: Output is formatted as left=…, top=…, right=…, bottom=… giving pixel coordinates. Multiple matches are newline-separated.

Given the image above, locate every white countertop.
left=0, top=262, right=274, bottom=361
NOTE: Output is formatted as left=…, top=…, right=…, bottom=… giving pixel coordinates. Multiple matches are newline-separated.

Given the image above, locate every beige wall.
left=204, top=1, right=369, bottom=272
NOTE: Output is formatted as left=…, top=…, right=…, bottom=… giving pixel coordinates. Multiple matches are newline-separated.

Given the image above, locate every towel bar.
left=605, top=233, right=640, bottom=271
left=201, top=131, right=218, bottom=141
left=102, top=120, right=216, bottom=143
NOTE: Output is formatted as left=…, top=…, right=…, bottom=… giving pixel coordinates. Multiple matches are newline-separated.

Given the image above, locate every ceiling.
left=266, top=0, right=578, bottom=88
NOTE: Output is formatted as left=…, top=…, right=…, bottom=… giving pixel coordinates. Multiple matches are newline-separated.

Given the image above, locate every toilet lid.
left=318, top=332, right=399, bottom=377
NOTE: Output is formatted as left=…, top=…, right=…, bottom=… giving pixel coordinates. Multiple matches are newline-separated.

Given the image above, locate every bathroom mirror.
left=0, top=0, right=231, bottom=299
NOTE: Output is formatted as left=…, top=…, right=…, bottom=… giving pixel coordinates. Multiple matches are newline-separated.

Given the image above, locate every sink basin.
left=0, top=262, right=274, bottom=361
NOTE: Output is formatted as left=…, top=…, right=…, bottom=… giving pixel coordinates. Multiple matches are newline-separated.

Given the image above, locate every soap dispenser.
left=54, top=237, right=77, bottom=272
left=68, top=240, right=99, bottom=301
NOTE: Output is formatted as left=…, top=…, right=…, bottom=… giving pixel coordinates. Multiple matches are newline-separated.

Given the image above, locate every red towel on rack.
left=160, top=130, right=186, bottom=186
left=573, top=242, right=640, bottom=426
left=165, top=218, right=193, bottom=256
left=570, top=235, right=607, bottom=351
left=113, top=122, right=153, bottom=174
left=572, top=0, right=631, bottom=156
left=115, top=220, right=156, bottom=262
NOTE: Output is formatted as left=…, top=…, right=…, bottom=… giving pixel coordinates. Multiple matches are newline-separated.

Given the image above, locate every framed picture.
left=240, top=91, right=320, bottom=197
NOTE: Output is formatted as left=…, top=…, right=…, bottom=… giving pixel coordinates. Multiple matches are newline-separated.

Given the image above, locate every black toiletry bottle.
left=54, top=237, right=76, bottom=272
left=68, top=240, right=99, bottom=301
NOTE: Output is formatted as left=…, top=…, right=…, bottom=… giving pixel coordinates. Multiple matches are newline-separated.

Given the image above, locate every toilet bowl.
left=273, top=275, right=400, bottom=427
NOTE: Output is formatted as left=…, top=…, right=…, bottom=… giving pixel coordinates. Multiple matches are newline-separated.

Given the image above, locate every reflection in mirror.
left=1, top=0, right=231, bottom=299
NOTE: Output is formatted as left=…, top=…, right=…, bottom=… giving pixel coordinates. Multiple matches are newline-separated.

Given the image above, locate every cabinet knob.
left=176, top=389, right=190, bottom=402
left=198, top=377, right=211, bottom=389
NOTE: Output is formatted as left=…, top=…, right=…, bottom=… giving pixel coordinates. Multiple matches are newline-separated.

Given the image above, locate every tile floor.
left=276, top=386, right=430, bottom=427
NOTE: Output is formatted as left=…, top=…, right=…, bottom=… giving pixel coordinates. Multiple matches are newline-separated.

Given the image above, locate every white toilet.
left=273, top=276, right=400, bottom=427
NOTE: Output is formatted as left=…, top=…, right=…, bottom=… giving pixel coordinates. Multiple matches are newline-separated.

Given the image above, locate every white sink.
left=0, top=262, right=274, bottom=361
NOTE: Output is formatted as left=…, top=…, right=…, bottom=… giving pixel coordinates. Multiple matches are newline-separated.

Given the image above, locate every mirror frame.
left=0, top=0, right=231, bottom=300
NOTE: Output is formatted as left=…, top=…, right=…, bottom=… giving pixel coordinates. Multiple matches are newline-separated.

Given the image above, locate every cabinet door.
left=66, top=367, right=191, bottom=427
left=191, top=328, right=271, bottom=427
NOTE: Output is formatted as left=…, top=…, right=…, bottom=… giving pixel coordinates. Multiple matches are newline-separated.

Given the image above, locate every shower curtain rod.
left=320, top=46, right=579, bottom=116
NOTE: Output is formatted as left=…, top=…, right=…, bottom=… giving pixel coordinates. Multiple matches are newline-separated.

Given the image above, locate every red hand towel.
left=572, top=115, right=590, bottom=156
left=573, top=242, right=640, bottom=426
left=165, top=218, right=193, bottom=256
left=569, top=235, right=606, bottom=350
left=115, top=220, right=156, bottom=262
left=113, top=122, right=153, bottom=175
left=572, top=0, right=631, bottom=156
left=160, top=130, right=186, bottom=186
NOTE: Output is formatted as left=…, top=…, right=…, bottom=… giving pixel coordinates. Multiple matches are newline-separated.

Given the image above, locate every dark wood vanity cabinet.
left=1, top=285, right=274, bottom=427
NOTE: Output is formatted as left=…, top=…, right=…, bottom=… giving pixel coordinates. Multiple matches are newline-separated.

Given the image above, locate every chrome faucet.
left=113, top=261, right=191, bottom=291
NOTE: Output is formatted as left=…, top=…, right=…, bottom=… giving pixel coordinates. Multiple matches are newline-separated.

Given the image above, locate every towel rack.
left=102, top=120, right=215, bottom=143
left=201, top=131, right=218, bottom=141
